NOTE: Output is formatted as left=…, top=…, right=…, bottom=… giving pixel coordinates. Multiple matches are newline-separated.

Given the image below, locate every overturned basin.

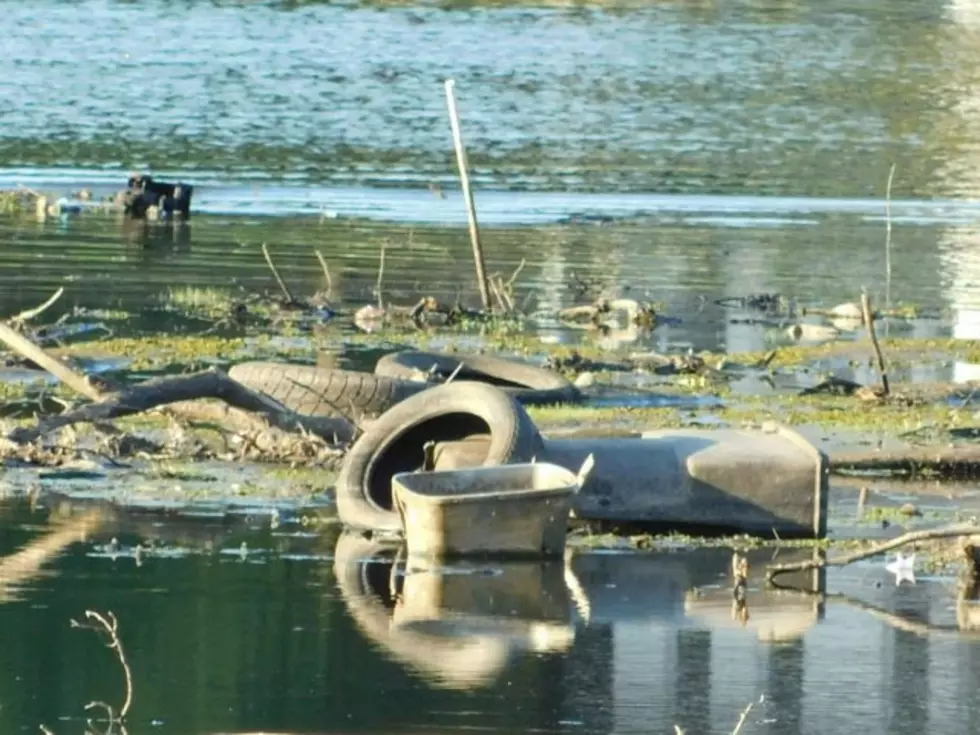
left=392, top=462, right=579, bottom=559
left=432, top=423, right=828, bottom=539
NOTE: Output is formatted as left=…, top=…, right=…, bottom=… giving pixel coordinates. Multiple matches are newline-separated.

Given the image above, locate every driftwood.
left=0, top=290, right=355, bottom=449
left=828, top=445, right=980, bottom=478
left=262, top=242, right=299, bottom=305
left=7, top=369, right=355, bottom=445
left=766, top=523, right=980, bottom=582
left=0, top=322, right=102, bottom=400
left=7, top=287, right=65, bottom=329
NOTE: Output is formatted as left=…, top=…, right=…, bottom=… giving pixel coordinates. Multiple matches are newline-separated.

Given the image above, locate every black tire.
left=228, top=362, right=431, bottom=420
left=374, top=350, right=582, bottom=406
left=335, top=381, right=545, bottom=533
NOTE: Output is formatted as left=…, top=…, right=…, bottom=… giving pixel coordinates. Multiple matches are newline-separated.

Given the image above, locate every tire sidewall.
left=335, top=381, right=543, bottom=532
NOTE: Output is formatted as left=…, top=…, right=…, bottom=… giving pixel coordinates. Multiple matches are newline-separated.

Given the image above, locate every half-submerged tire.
left=374, top=350, right=582, bottom=406
left=228, top=362, right=430, bottom=420
left=335, top=381, right=544, bottom=533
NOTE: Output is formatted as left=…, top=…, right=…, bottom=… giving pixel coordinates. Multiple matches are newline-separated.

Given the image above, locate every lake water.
left=6, top=1, right=980, bottom=732
left=4, top=0, right=980, bottom=356
left=3, top=496, right=980, bottom=735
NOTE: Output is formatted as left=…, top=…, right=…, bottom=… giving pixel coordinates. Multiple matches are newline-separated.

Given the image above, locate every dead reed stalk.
left=860, top=291, right=889, bottom=396
left=70, top=610, right=133, bottom=724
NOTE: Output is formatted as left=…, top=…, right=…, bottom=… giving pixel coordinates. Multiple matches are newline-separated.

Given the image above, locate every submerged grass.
left=163, top=286, right=239, bottom=316
left=529, top=392, right=961, bottom=434
left=0, top=328, right=968, bottom=440
left=0, top=190, right=31, bottom=216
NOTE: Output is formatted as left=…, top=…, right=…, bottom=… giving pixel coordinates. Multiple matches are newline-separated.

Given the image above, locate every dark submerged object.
left=120, top=174, right=193, bottom=219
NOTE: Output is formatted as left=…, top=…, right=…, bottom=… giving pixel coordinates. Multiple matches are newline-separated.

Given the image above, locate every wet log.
left=828, top=445, right=980, bottom=479
left=7, top=369, right=355, bottom=445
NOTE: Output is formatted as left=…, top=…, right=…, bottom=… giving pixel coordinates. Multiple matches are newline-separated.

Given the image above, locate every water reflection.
left=332, top=531, right=576, bottom=690
left=0, top=209, right=967, bottom=358
left=5, top=499, right=980, bottom=732
left=331, top=531, right=826, bottom=699
left=933, top=0, right=980, bottom=382
left=0, top=507, right=104, bottom=604
left=120, top=218, right=192, bottom=257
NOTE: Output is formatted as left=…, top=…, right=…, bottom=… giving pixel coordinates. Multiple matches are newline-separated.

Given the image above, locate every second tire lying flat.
left=374, top=350, right=582, bottom=406
left=228, top=361, right=430, bottom=420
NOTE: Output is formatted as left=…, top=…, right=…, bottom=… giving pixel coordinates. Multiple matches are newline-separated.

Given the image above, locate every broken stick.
left=861, top=291, right=889, bottom=396
left=375, top=240, right=387, bottom=310
left=262, top=242, right=297, bottom=304
left=0, top=321, right=101, bottom=401
left=8, top=287, right=65, bottom=328
left=314, top=249, right=333, bottom=300
left=766, top=523, right=980, bottom=582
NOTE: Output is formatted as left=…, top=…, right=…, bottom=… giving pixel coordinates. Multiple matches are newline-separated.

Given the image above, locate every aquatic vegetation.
left=64, top=335, right=250, bottom=371
left=0, top=190, right=31, bottom=216
left=163, top=286, right=239, bottom=316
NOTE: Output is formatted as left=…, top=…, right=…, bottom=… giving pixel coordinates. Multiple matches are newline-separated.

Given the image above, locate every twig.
left=505, top=258, right=526, bottom=291
left=17, top=183, right=44, bottom=199
left=837, top=590, right=980, bottom=639
left=314, top=249, right=333, bottom=300
left=884, top=163, right=895, bottom=308
left=70, top=610, right=133, bottom=721
left=731, top=696, right=762, bottom=735
left=444, top=79, right=491, bottom=312
left=444, top=362, right=466, bottom=385
left=85, top=700, right=117, bottom=735
left=488, top=277, right=509, bottom=313
left=766, top=523, right=980, bottom=581
left=494, top=275, right=514, bottom=312
left=8, top=287, right=65, bottom=327
left=861, top=291, right=889, bottom=396
left=0, top=322, right=102, bottom=400
left=375, top=240, right=387, bottom=310
left=261, top=243, right=296, bottom=304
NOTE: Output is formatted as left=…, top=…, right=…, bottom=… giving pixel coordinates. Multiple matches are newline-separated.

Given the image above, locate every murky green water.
left=0, top=211, right=967, bottom=358
left=4, top=0, right=980, bottom=359
left=2, top=497, right=980, bottom=734
left=6, top=3, right=980, bottom=731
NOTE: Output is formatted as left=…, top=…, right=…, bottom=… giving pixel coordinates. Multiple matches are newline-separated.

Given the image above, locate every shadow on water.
left=3, top=497, right=980, bottom=733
